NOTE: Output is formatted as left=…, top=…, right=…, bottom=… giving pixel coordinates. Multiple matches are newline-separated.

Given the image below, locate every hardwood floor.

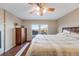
left=21, top=42, right=31, bottom=56
left=0, top=42, right=30, bottom=56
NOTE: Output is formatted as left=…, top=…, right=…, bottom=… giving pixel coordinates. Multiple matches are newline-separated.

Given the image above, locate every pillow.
left=57, top=30, right=70, bottom=37
left=69, top=32, right=79, bottom=39
left=57, top=33, right=64, bottom=35
left=62, top=30, right=70, bottom=37
left=57, top=32, right=69, bottom=37
left=63, top=30, right=70, bottom=34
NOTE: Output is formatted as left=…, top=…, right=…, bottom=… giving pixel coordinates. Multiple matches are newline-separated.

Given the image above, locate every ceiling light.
left=36, top=12, right=40, bottom=15
left=29, top=3, right=55, bottom=16
left=36, top=7, right=40, bottom=11
left=43, top=8, right=47, bottom=14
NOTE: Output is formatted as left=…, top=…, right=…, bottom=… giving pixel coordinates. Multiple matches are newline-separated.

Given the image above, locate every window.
left=40, top=24, right=48, bottom=34
left=32, top=24, right=39, bottom=35
left=32, top=24, right=48, bottom=38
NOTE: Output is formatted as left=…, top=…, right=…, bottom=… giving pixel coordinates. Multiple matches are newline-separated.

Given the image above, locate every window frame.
left=31, top=24, right=48, bottom=36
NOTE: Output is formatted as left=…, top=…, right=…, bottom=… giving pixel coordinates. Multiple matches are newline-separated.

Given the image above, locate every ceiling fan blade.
left=28, top=3, right=35, bottom=5
left=28, top=3, right=37, bottom=14
left=29, top=10, right=35, bottom=14
left=48, top=8, right=55, bottom=13
left=28, top=3, right=38, bottom=7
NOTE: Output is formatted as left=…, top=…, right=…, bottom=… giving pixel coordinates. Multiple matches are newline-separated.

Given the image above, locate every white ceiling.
left=0, top=3, right=79, bottom=20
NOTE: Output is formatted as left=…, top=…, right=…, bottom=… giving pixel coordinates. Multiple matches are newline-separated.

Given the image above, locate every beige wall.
left=5, top=11, right=22, bottom=51
left=22, top=20, right=57, bottom=41
left=57, top=8, right=79, bottom=32
left=0, top=9, right=22, bottom=54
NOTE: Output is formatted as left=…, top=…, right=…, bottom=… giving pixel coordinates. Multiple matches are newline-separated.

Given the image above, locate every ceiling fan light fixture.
left=28, top=3, right=55, bottom=16
left=36, top=7, right=40, bottom=11
left=36, top=12, right=40, bottom=15
left=43, top=8, right=47, bottom=14
left=48, top=8, right=55, bottom=13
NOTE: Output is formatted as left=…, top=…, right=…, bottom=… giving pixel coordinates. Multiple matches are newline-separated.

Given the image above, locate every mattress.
left=26, top=34, right=79, bottom=56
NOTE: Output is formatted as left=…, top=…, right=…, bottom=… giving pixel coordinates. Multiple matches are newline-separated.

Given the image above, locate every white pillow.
left=57, top=33, right=64, bottom=35
left=69, top=32, right=79, bottom=39
left=62, top=30, right=70, bottom=37
left=57, top=30, right=70, bottom=37
left=57, top=32, right=69, bottom=37
left=63, top=30, right=70, bottom=34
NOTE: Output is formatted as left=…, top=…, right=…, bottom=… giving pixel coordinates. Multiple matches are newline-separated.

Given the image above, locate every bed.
left=26, top=27, right=79, bottom=56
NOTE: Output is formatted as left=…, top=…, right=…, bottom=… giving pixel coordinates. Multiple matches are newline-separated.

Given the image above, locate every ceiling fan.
left=28, top=3, right=55, bottom=16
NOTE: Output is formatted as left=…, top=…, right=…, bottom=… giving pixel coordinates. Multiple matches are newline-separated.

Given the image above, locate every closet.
left=15, top=28, right=27, bottom=45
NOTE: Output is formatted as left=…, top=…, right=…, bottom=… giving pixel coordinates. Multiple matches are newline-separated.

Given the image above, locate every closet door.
left=21, top=28, right=25, bottom=43
left=21, top=28, right=27, bottom=43
left=25, top=28, right=27, bottom=42
left=15, top=28, right=21, bottom=45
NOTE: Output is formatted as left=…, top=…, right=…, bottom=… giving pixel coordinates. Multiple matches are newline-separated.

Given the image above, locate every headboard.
left=62, top=27, right=79, bottom=33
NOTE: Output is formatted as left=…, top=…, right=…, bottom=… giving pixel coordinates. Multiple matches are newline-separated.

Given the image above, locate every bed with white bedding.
left=26, top=27, right=79, bottom=56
